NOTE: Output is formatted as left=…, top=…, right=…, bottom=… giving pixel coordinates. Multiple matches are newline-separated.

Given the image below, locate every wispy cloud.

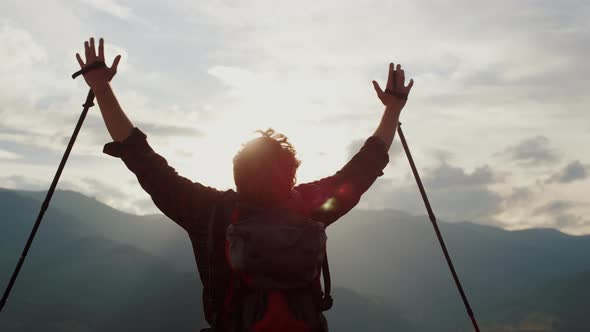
left=546, top=160, right=589, bottom=184
left=0, top=149, right=21, bottom=160
left=79, top=0, right=135, bottom=20
left=497, top=136, right=560, bottom=166
left=532, top=200, right=588, bottom=229
left=360, top=160, right=505, bottom=223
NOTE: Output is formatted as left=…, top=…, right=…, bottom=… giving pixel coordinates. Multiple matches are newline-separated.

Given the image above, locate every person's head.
left=233, top=128, right=301, bottom=206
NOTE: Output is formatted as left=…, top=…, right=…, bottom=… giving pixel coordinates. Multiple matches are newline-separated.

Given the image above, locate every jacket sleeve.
left=103, top=127, right=223, bottom=231
left=294, top=136, right=389, bottom=227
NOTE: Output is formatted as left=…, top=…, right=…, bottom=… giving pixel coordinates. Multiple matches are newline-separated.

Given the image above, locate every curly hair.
left=233, top=128, right=301, bottom=206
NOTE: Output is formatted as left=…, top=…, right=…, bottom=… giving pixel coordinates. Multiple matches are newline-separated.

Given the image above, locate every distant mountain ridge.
left=1, top=188, right=589, bottom=331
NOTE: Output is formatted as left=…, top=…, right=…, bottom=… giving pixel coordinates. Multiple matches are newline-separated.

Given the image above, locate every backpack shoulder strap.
left=320, top=247, right=333, bottom=311
left=208, top=199, right=242, bottom=331
left=205, top=204, right=218, bottom=326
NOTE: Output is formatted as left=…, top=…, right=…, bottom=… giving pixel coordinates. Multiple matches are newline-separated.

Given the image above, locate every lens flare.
left=320, top=197, right=337, bottom=211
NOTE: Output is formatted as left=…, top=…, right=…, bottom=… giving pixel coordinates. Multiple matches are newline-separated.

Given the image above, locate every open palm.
left=372, top=62, right=414, bottom=110
left=75, top=37, right=121, bottom=91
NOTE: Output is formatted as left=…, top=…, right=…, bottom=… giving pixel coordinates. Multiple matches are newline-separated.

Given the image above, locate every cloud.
left=0, top=175, right=45, bottom=190
left=498, top=136, right=560, bottom=165
left=57, top=176, right=159, bottom=215
left=0, top=21, right=47, bottom=70
left=79, top=0, right=135, bottom=20
left=546, top=160, right=589, bottom=184
left=136, top=122, right=205, bottom=137
left=420, top=163, right=504, bottom=221
left=364, top=161, right=590, bottom=233
left=532, top=200, right=588, bottom=229
left=132, top=197, right=159, bottom=214
left=0, top=22, right=96, bottom=155
left=422, top=164, right=501, bottom=189
left=0, top=149, right=21, bottom=160
left=532, top=200, right=574, bottom=216
left=347, top=137, right=403, bottom=164
left=79, top=177, right=129, bottom=201
left=361, top=161, right=504, bottom=223
left=502, top=187, right=534, bottom=209
left=315, top=112, right=370, bottom=126
left=2, top=0, right=590, bottom=235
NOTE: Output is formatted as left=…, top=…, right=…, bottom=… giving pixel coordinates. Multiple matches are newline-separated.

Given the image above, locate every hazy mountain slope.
left=13, top=189, right=195, bottom=271
left=483, top=271, right=590, bottom=332
left=3, top=188, right=590, bottom=331
left=326, top=208, right=590, bottom=329
left=0, top=189, right=206, bottom=332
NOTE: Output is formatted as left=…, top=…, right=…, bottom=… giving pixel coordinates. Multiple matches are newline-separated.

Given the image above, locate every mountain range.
left=1, top=188, right=589, bottom=331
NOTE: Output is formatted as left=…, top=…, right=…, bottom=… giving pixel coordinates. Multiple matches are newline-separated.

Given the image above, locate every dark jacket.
left=103, top=128, right=389, bottom=328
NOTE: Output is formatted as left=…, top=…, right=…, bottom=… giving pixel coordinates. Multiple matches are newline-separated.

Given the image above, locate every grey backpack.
left=216, top=203, right=333, bottom=332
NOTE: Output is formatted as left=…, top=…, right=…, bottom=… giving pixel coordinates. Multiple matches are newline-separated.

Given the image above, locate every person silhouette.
left=76, top=37, right=413, bottom=332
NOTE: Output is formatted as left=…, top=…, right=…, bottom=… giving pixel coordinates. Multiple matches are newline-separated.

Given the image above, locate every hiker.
left=75, top=37, right=413, bottom=332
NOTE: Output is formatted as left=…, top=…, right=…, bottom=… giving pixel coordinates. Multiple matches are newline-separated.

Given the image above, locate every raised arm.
left=75, top=37, right=132, bottom=142
left=75, top=37, right=222, bottom=230
left=371, top=62, right=414, bottom=151
left=295, top=135, right=390, bottom=226
left=295, top=62, right=414, bottom=226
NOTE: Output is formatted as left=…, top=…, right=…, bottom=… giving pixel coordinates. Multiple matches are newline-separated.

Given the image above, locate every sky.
left=1, top=0, right=589, bottom=234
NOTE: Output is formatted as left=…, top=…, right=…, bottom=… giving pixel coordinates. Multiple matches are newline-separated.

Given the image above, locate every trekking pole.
left=0, top=63, right=103, bottom=313
left=397, top=122, right=480, bottom=332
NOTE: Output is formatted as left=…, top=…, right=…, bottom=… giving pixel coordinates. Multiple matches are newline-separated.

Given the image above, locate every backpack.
left=204, top=201, right=333, bottom=332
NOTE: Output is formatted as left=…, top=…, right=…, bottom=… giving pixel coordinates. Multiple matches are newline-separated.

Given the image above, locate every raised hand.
left=75, top=37, right=121, bottom=91
left=372, top=62, right=414, bottom=111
